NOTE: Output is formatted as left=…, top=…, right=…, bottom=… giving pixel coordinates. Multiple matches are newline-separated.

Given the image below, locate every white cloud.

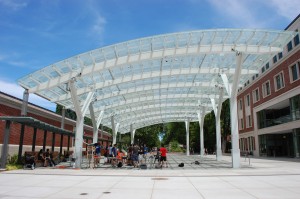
left=84, top=0, right=107, bottom=44
left=92, top=15, right=106, bottom=35
left=269, top=0, right=300, bottom=21
left=0, top=0, right=28, bottom=11
left=0, top=79, right=56, bottom=111
left=208, top=0, right=268, bottom=28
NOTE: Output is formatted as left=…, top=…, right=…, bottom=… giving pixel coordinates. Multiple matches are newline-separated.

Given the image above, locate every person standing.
left=132, top=144, right=140, bottom=168
left=143, top=144, right=148, bottom=161
left=160, top=144, right=168, bottom=168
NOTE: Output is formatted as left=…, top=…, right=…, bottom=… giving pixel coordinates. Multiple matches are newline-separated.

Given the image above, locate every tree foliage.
left=55, top=98, right=231, bottom=153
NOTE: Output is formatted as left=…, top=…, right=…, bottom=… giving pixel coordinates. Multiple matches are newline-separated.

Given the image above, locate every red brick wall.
left=238, top=49, right=300, bottom=134
left=0, top=100, right=111, bottom=150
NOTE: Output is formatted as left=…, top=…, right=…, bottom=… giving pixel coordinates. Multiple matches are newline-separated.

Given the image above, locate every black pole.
left=0, top=121, right=11, bottom=169
left=60, top=134, right=63, bottom=155
left=67, top=135, right=71, bottom=151
left=51, top=133, right=55, bottom=151
left=86, top=138, right=88, bottom=151
left=43, top=130, right=47, bottom=151
left=17, top=124, right=25, bottom=163
left=32, top=127, right=37, bottom=152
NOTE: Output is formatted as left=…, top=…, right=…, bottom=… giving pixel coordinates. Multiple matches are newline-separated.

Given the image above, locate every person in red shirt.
left=159, top=144, right=168, bottom=168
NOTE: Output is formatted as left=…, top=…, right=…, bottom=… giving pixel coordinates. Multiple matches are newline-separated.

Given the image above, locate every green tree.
left=134, top=124, right=161, bottom=148
left=221, top=99, right=231, bottom=152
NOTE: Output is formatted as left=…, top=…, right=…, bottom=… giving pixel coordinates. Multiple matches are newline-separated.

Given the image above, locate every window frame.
left=245, top=94, right=250, bottom=107
left=273, top=55, right=277, bottom=64
left=287, top=41, right=293, bottom=52
left=262, top=80, right=271, bottom=98
left=239, top=118, right=244, bottom=130
left=246, top=115, right=252, bottom=128
left=274, top=71, right=285, bottom=91
left=294, top=33, right=299, bottom=46
left=252, top=87, right=260, bottom=103
left=239, top=99, right=243, bottom=110
left=278, top=52, right=283, bottom=59
left=289, top=61, right=300, bottom=83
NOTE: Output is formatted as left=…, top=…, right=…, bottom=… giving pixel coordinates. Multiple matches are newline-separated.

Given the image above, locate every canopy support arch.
left=185, top=119, right=190, bottom=156
left=69, top=79, right=94, bottom=169
left=221, top=52, right=243, bottom=168
left=211, top=87, right=224, bottom=161
left=197, top=106, right=206, bottom=156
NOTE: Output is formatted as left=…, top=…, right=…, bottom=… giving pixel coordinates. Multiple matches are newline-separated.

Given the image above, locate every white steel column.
left=185, top=119, right=190, bottom=156
left=61, top=106, right=65, bottom=129
left=111, top=116, right=120, bottom=145
left=89, top=103, right=104, bottom=143
left=211, top=88, right=224, bottom=161
left=197, top=106, right=206, bottom=156
left=221, top=52, right=243, bottom=168
left=69, top=79, right=94, bottom=169
left=21, top=89, right=29, bottom=116
left=130, top=124, right=135, bottom=144
left=115, top=123, right=120, bottom=144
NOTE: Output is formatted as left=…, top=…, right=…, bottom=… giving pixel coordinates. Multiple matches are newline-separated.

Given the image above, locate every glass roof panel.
left=17, top=29, right=295, bottom=133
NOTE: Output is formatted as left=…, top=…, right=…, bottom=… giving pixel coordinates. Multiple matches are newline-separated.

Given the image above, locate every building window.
left=252, top=88, right=260, bottom=103
left=265, top=62, right=269, bottom=70
left=262, top=81, right=271, bottom=98
left=273, top=56, right=277, bottom=64
left=239, top=99, right=243, bottom=110
left=261, top=66, right=265, bottom=73
left=287, top=41, right=293, bottom=52
left=290, top=61, right=300, bottom=82
left=278, top=52, right=283, bottom=59
left=246, top=115, right=252, bottom=128
left=294, top=33, right=299, bottom=46
left=245, top=94, right=250, bottom=106
left=274, top=72, right=285, bottom=91
left=240, top=118, right=244, bottom=130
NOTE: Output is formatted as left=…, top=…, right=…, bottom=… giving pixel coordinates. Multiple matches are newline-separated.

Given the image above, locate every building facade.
left=237, top=15, right=300, bottom=157
left=0, top=91, right=112, bottom=156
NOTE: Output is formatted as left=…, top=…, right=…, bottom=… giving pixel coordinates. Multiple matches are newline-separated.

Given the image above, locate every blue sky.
left=0, top=0, right=299, bottom=111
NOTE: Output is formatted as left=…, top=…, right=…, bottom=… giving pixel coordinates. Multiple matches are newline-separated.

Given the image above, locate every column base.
left=231, top=148, right=240, bottom=168
left=216, top=149, right=222, bottom=161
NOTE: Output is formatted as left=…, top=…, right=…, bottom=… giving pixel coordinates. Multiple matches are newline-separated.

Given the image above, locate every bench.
left=24, top=151, right=61, bottom=167
left=24, top=151, right=43, bottom=167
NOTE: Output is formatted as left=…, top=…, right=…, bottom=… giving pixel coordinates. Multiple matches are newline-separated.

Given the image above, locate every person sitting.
left=45, top=149, right=56, bottom=167
left=24, top=152, right=35, bottom=168
left=38, top=149, right=46, bottom=167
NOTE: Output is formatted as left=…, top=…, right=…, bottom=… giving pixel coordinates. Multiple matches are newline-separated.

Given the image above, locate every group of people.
left=38, top=149, right=56, bottom=167
left=89, top=142, right=168, bottom=169
left=126, top=143, right=168, bottom=168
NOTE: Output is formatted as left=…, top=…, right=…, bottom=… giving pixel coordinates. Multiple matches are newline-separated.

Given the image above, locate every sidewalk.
left=1, top=154, right=300, bottom=198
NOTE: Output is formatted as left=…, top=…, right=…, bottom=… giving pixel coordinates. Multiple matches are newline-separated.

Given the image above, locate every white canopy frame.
left=18, top=29, right=296, bottom=168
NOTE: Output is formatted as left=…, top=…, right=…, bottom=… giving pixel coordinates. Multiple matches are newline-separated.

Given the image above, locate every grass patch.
left=6, top=164, right=23, bottom=171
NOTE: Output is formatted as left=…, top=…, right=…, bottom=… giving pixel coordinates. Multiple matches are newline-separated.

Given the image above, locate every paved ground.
left=1, top=153, right=300, bottom=199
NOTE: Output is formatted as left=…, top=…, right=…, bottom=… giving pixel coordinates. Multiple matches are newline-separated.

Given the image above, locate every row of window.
left=238, top=60, right=299, bottom=130
left=239, top=30, right=299, bottom=91
left=240, top=60, right=300, bottom=108
left=239, top=136, right=255, bottom=152
left=260, top=61, right=300, bottom=99
left=239, top=115, right=252, bottom=130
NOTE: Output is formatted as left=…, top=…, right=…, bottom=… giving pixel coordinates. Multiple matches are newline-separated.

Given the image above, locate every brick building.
left=237, top=15, right=300, bottom=157
left=0, top=91, right=112, bottom=157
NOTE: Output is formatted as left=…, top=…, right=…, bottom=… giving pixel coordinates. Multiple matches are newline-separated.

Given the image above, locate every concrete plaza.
left=1, top=153, right=300, bottom=199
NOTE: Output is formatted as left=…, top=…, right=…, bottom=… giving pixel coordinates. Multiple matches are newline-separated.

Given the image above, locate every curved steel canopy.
left=18, top=29, right=295, bottom=133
